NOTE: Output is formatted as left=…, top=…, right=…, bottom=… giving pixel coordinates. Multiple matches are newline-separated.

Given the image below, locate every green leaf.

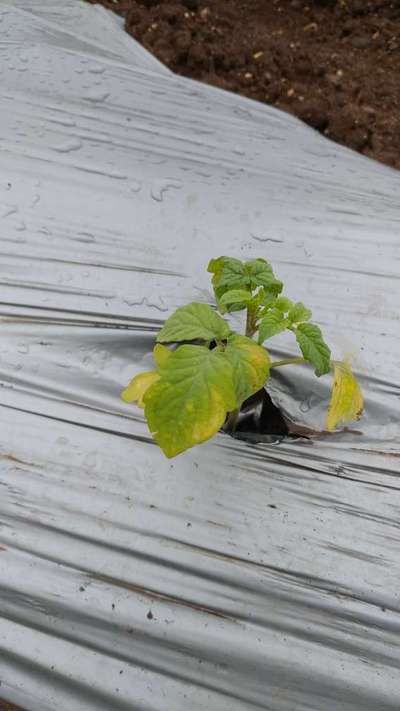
left=225, top=335, right=270, bottom=406
left=157, top=302, right=230, bottom=343
left=208, top=256, right=248, bottom=299
left=219, top=289, right=252, bottom=312
left=143, top=345, right=237, bottom=458
left=288, top=302, right=312, bottom=324
left=295, top=323, right=331, bottom=376
left=250, top=287, right=270, bottom=309
left=259, top=298, right=278, bottom=317
left=246, top=259, right=283, bottom=294
left=258, top=309, right=290, bottom=343
left=208, top=256, right=282, bottom=308
left=244, top=258, right=273, bottom=281
left=219, top=289, right=252, bottom=306
left=121, top=371, right=160, bottom=408
left=326, top=361, right=364, bottom=431
left=275, top=296, right=293, bottom=313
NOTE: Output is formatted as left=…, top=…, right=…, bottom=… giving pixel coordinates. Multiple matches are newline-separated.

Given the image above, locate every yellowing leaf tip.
left=121, top=371, right=160, bottom=408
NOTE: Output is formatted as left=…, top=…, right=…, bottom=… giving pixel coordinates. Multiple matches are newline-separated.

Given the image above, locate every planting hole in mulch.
left=226, top=388, right=291, bottom=444
left=86, top=0, right=400, bottom=171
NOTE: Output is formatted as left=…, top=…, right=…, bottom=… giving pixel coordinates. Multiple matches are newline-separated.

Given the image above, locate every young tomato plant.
left=122, top=257, right=364, bottom=458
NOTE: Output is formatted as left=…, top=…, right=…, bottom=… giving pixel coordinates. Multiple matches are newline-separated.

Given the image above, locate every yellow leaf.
left=153, top=343, right=171, bottom=368
left=121, top=371, right=159, bottom=408
left=326, top=361, right=364, bottom=432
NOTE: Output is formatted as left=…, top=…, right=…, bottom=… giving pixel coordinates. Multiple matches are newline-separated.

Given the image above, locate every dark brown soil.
left=0, top=701, right=24, bottom=711
left=86, top=0, right=400, bottom=170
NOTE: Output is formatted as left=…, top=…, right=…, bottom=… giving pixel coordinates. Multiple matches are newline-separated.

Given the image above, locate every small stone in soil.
left=351, top=36, right=372, bottom=50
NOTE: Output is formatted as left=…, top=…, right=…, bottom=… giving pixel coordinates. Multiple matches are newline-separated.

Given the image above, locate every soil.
left=0, top=702, right=24, bottom=711
left=86, top=0, right=400, bottom=170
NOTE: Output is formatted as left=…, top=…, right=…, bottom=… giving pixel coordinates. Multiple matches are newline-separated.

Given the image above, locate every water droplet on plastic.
left=88, top=64, right=106, bottom=74
left=86, top=89, right=110, bottom=103
left=129, top=180, right=142, bottom=193
left=73, top=164, right=127, bottom=180
left=151, top=178, right=183, bottom=202
left=123, top=296, right=145, bottom=307
left=144, top=296, right=168, bottom=312
left=48, top=116, right=76, bottom=128
left=15, top=221, right=26, bottom=232
left=17, top=343, right=29, bottom=354
left=1, top=205, right=17, bottom=218
left=38, top=226, right=52, bottom=239
left=250, top=233, right=283, bottom=244
left=31, top=195, right=40, bottom=208
left=84, top=452, right=98, bottom=470
left=72, top=232, right=96, bottom=243
left=300, top=396, right=313, bottom=413
left=52, top=138, right=82, bottom=154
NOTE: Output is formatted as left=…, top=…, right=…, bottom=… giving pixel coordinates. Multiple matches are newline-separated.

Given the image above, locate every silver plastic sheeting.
left=0, top=2, right=400, bottom=710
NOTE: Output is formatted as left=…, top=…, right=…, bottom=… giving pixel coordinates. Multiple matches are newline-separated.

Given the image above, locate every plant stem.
left=225, top=409, right=239, bottom=433
left=245, top=308, right=252, bottom=337
left=270, top=357, right=306, bottom=368
left=245, top=307, right=257, bottom=338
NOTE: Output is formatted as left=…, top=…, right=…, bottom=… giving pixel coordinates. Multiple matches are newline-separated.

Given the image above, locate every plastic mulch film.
left=0, top=2, right=399, bottom=710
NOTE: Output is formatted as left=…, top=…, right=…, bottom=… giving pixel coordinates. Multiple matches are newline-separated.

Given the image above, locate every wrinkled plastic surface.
left=0, top=2, right=400, bottom=710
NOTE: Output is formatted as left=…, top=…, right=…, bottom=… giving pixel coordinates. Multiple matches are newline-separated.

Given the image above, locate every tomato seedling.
left=122, top=256, right=364, bottom=457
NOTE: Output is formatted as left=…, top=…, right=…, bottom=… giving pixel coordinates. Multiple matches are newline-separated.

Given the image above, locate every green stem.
left=270, top=357, right=306, bottom=368
left=224, top=409, right=239, bottom=433
left=245, top=307, right=257, bottom=338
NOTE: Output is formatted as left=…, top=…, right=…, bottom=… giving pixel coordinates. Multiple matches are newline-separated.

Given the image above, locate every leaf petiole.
left=270, top=357, right=307, bottom=369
